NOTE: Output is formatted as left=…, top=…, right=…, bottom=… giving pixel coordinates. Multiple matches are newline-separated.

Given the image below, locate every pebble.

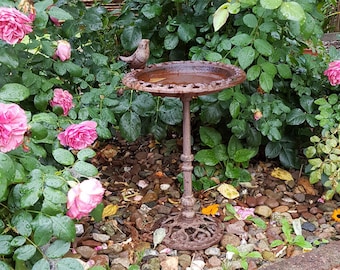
left=301, top=222, right=317, bottom=232
left=301, top=212, right=317, bottom=222
left=264, top=198, right=279, bottom=208
left=255, top=205, right=272, bottom=218
left=273, top=205, right=289, bottom=213
left=112, top=257, right=130, bottom=268
left=237, top=243, right=255, bottom=254
left=205, top=247, right=221, bottom=256
left=178, top=254, right=191, bottom=269
left=256, top=196, right=268, bottom=205
left=92, top=233, right=111, bottom=243
left=76, top=246, right=95, bottom=259
left=206, top=256, right=222, bottom=267
left=90, top=254, right=109, bottom=266
left=318, top=201, right=338, bottom=212
left=220, top=233, right=241, bottom=247
left=75, top=224, right=84, bottom=236
left=226, top=220, right=246, bottom=235
left=262, top=250, right=276, bottom=261
left=293, top=193, right=306, bottom=203
left=246, top=196, right=257, bottom=207
left=160, top=256, right=178, bottom=270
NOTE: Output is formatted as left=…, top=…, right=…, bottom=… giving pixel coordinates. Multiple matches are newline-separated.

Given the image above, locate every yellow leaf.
left=271, top=167, right=294, bottom=181
left=201, top=204, right=219, bottom=216
left=102, top=204, right=118, bottom=218
left=217, top=183, right=239, bottom=199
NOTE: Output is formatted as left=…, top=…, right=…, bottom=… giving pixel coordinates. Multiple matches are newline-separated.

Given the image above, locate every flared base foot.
left=160, top=213, right=224, bottom=250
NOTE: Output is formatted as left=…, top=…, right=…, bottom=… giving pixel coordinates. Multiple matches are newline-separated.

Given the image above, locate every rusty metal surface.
left=122, top=61, right=246, bottom=97
left=122, top=61, right=245, bottom=250
left=161, top=213, right=224, bottom=250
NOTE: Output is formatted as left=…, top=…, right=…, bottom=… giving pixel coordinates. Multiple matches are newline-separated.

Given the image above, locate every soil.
left=70, top=133, right=340, bottom=270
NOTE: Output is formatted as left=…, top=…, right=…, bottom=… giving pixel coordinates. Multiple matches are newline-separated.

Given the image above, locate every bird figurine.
left=119, top=39, right=150, bottom=69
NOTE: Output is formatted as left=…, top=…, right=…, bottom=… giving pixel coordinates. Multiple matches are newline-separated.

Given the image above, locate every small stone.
left=110, top=264, right=127, bottom=270
left=237, top=243, right=255, bottom=254
left=273, top=205, right=289, bottom=213
left=207, top=256, right=222, bottom=267
left=226, top=220, right=246, bottom=235
left=262, top=250, right=276, bottom=261
left=141, top=190, right=158, bottom=203
left=75, top=224, right=84, bottom=236
left=76, top=246, right=95, bottom=259
left=255, top=205, right=272, bottom=218
left=112, top=257, right=130, bottom=268
left=90, top=254, right=109, bottom=267
left=264, top=198, right=279, bottom=208
left=143, top=249, right=159, bottom=258
left=310, top=206, right=322, bottom=215
left=160, top=256, right=178, bottom=270
left=301, top=222, right=317, bottom=232
left=256, top=196, right=268, bottom=205
left=246, top=196, right=257, bottom=207
left=301, top=212, right=317, bottom=222
left=318, top=201, right=338, bottom=212
left=93, top=233, right=111, bottom=243
left=205, top=247, right=221, bottom=256
left=293, top=193, right=306, bottom=203
left=220, top=233, right=241, bottom=247
left=296, top=205, right=309, bottom=213
left=178, top=254, right=191, bottom=269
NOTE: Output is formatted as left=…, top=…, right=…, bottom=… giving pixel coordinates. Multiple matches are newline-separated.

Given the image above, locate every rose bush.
left=0, top=1, right=123, bottom=269
left=324, top=60, right=340, bottom=86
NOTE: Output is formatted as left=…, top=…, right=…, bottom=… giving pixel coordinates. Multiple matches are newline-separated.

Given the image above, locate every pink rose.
left=50, top=88, right=74, bottom=116
left=324, top=60, right=340, bottom=86
left=58, top=121, right=98, bottom=150
left=0, top=7, right=33, bottom=44
left=54, top=40, right=71, bottom=61
left=0, top=103, right=27, bottom=152
left=67, top=178, right=105, bottom=219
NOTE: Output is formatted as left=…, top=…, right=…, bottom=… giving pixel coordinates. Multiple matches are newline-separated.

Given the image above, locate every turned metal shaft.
left=180, top=95, right=196, bottom=219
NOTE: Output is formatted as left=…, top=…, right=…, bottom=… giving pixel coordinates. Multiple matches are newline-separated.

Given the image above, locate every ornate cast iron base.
left=161, top=213, right=224, bottom=250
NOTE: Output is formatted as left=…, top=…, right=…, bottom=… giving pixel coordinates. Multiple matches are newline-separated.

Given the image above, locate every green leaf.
left=293, top=235, right=312, bottom=249
left=233, top=148, right=257, bottom=163
left=52, top=149, right=75, bottom=166
left=119, top=111, right=141, bottom=142
left=265, top=141, right=281, bottom=158
left=270, top=239, right=284, bottom=247
left=177, top=23, right=197, bottom=43
left=254, top=39, right=273, bottom=56
left=43, top=187, right=67, bottom=204
left=199, top=126, right=222, bottom=148
left=48, top=6, right=73, bottom=20
left=238, top=46, right=255, bottom=69
left=13, top=245, right=36, bottom=261
left=73, top=161, right=98, bottom=177
left=0, top=47, right=19, bottom=68
left=56, top=258, right=84, bottom=270
left=277, top=64, right=292, bottom=79
left=230, top=33, right=252, bottom=46
left=205, top=52, right=222, bottom=62
left=259, top=72, right=273, bottom=92
left=131, top=93, right=156, bottom=117
left=247, top=65, right=261, bottom=81
left=45, top=240, right=70, bottom=259
left=280, top=2, right=306, bottom=21
left=121, top=26, right=142, bottom=51
left=0, top=83, right=30, bottom=102
left=0, top=235, right=13, bottom=255
left=164, top=33, right=179, bottom=50
left=243, top=14, right=258, bottom=28
left=159, top=98, right=182, bottom=125
left=51, top=216, right=75, bottom=242
left=194, top=149, right=220, bottom=166
left=90, top=203, right=104, bottom=222
left=33, top=214, right=53, bottom=246
left=77, top=148, right=96, bottom=161
left=141, top=3, right=162, bottom=19
left=213, top=4, right=229, bottom=31
left=92, top=53, right=108, bottom=66
left=45, top=175, right=65, bottom=188
left=229, top=100, right=240, bottom=118
left=20, top=177, right=44, bottom=208
left=12, top=211, right=33, bottom=237
left=286, top=108, right=306, bottom=125
left=10, top=236, right=26, bottom=247
left=0, top=261, right=12, bottom=270
left=260, top=0, right=282, bottom=9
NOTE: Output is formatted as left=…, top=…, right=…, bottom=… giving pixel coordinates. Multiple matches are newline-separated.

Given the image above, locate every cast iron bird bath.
left=122, top=61, right=246, bottom=250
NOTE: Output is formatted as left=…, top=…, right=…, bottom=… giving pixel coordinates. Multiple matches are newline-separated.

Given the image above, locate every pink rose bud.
left=324, top=60, right=340, bottom=86
left=0, top=7, right=33, bottom=44
left=50, top=88, right=74, bottom=116
left=55, top=40, right=71, bottom=61
left=66, top=178, right=105, bottom=219
left=253, top=110, right=263, bottom=121
left=58, top=121, right=98, bottom=150
left=0, top=103, right=28, bottom=152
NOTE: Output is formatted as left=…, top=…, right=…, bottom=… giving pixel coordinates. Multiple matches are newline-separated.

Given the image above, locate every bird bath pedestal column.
left=122, top=61, right=246, bottom=250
